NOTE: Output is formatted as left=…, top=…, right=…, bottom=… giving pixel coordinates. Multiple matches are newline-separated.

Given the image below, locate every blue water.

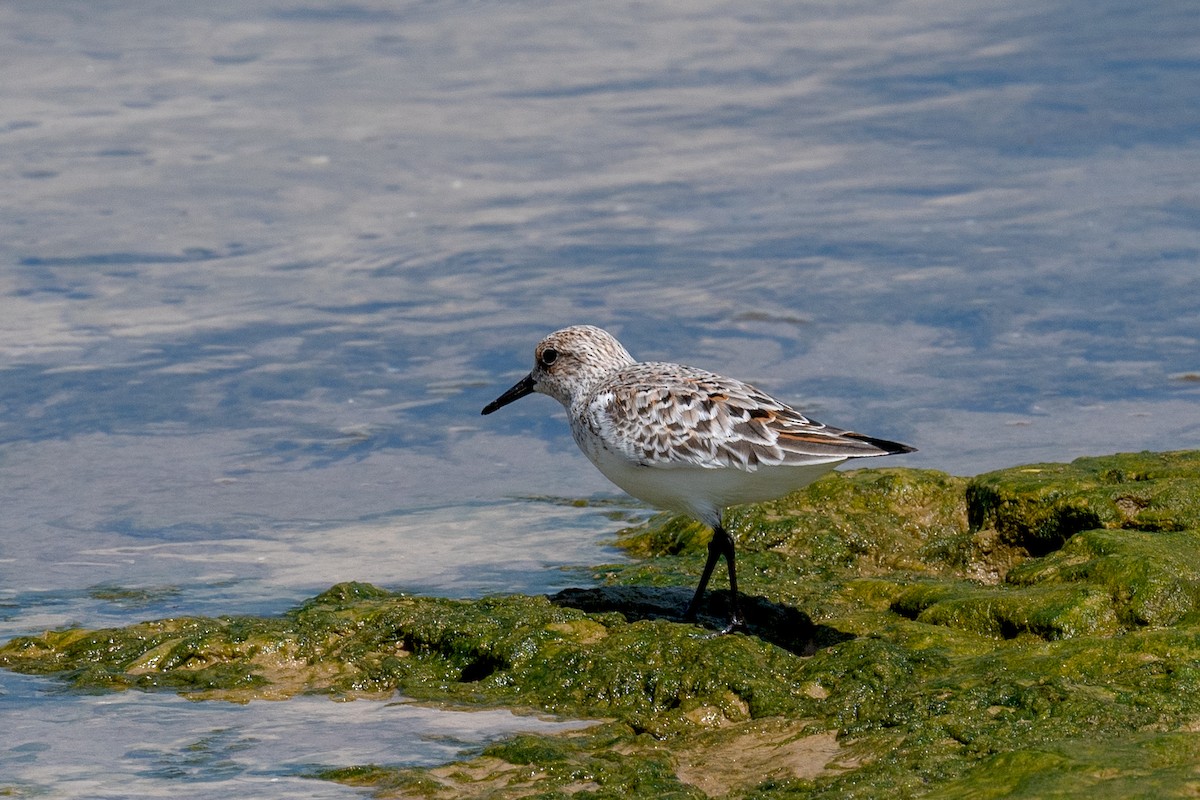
left=2, top=1, right=1198, bottom=795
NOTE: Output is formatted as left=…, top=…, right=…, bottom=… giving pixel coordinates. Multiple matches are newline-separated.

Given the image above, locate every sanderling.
left=482, top=325, right=914, bottom=631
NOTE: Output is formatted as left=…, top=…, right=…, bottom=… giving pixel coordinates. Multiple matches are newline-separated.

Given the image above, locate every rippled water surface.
left=2, top=1, right=1198, bottom=795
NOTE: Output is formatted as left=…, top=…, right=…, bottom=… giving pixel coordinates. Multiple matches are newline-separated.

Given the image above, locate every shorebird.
left=482, top=325, right=914, bottom=631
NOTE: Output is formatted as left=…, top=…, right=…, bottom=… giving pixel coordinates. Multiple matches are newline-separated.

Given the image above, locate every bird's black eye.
left=539, top=347, right=558, bottom=367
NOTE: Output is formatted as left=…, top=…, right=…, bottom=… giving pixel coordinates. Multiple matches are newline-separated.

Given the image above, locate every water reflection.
left=1, top=0, right=1198, bottom=795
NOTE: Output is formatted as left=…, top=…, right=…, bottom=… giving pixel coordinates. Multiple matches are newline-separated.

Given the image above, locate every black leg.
left=718, top=525, right=745, bottom=631
left=715, top=524, right=745, bottom=632
left=682, top=523, right=745, bottom=632
left=682, top=529, right=723, bottom=620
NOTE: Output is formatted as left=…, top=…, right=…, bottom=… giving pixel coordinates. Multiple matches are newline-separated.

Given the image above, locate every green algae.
left=926, top=733, right=1200, bottom=799
left=0, top=587, right=809, bottom=731
left=87, top=583, right=183, bottom=608
left=1006, top=528, right=1200, bottom=627
left=890, top=579, right=1122, bottom=639
left=967, top=450, right=1200, bottom=552
left=5, top=450, right=1200, bottom=798
left=618, top=467, right=971, bottom=580
left=318, top=723, right=707, bottom=799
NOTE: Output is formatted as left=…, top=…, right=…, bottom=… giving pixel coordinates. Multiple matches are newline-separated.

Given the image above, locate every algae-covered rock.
left=1006, top=527, right=1200, bottom=627
left=5, top=450, right=1200, bottom=799
left=926, top=732, right=1200, bottom=799
left=612, top=451, right=1200, bottom=639
left=619, top=468, right=970, bottom=578
left=320, top=722, right=712, bottom=799
left=967, top=450, right=1200, bottom=554
left=891, top=579, right=1121, bottom=639
left=0, top=585, right=810, bottom=734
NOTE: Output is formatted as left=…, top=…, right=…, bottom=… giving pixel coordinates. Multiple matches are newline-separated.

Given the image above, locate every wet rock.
left=967, top=450, right=1200, bottom=554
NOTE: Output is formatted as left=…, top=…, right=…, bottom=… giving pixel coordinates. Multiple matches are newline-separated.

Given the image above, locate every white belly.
left=586, top=444, right=843, bottom=527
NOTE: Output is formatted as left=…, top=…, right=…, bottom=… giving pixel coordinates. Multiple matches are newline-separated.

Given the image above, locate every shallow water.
left=2, top=0, right=1198, bottom=795
left=0, top=670, right=590, bottom=798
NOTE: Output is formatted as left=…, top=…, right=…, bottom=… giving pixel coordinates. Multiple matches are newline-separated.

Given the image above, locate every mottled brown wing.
left=587, top=363, right=900, bottom=471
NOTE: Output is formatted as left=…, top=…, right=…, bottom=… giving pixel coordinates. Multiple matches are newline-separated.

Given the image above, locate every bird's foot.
left=681, top=603, right=745, bottom=635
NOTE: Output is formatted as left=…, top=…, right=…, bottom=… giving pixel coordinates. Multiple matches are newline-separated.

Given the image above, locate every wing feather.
left=583, top=362, right=908, bottom=471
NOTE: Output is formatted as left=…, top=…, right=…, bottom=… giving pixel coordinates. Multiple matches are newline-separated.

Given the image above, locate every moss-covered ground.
left=4, top=450, right=1200, bottom=798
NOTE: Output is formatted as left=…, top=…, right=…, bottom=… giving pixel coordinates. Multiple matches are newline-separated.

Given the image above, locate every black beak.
left=481, top=373, right=536, bottom=415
